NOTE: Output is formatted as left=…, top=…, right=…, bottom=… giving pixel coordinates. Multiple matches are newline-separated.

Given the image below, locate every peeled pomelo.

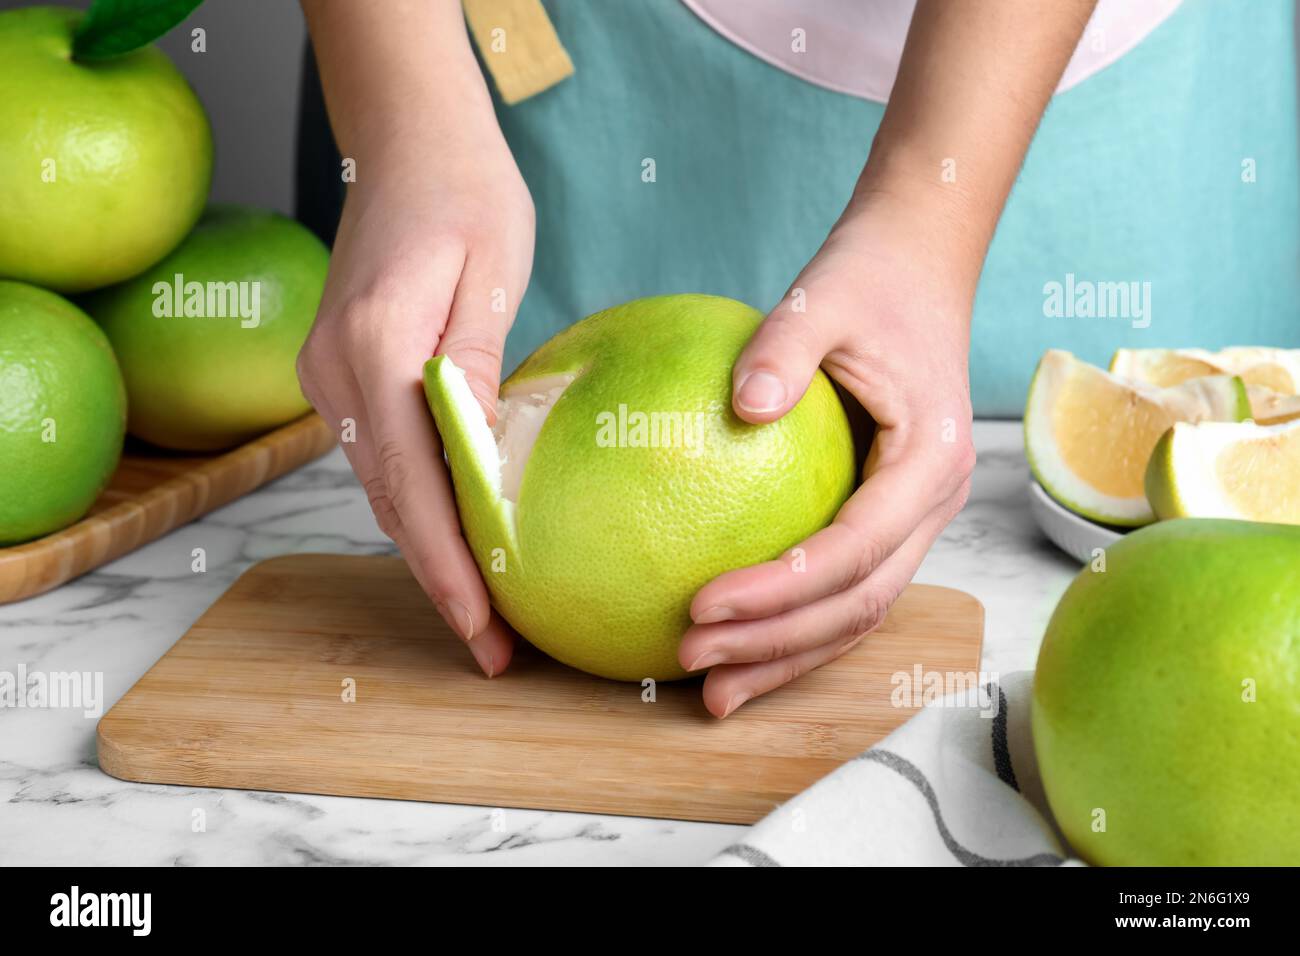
left=424, top=294, right=856, bottom=681
left=1110, top=346, right=1300, bottom=394
left=1024, top=350, right=1249, bottom=526
left=1145, top=419, right=1300, bottom=524
left=1033, top=518, right=1300, bottom=865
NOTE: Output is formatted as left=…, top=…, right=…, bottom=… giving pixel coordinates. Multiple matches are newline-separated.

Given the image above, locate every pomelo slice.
left=1217, top=347, right=1300, bottom=393
left=1110, top=346, right=1300, bottom=393
left=1145, top=419, right=1300, bottom=524
left=1109, top=348, right=1223, bottom=388
left=1025, top=350, right=1249, bottom=526
left=1246, top=384, right=1300, bottom=425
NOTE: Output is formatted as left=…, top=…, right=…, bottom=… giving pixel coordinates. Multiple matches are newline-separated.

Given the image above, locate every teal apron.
left=493, top=0, right=1300, bottom=416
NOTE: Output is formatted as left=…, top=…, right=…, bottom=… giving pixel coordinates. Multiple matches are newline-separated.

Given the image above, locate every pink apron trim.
left=680, top=0, right=1184, bottom=103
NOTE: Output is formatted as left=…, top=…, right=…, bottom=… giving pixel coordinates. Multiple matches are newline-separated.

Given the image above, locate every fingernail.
left=722, top=692, right=752, bottom=718
left=687, top=650, right=724, bottom=671
left=466, top=640, right=495, bottom=677
left=439, top=599, right=475, bottom=641
left=693, top=605, right=735, bottom=624
left=736, top=371, right=787, bottom=414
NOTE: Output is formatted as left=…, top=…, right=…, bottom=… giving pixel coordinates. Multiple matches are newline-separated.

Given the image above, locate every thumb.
left=732, top=302, right=833, bottom=424
left=437, top=319, right=508, bottom=426
left=437, top=261, right=518, bottom=427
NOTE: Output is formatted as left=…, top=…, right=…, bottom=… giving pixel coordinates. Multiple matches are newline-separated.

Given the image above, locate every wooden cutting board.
left=98, top=553, right=984, bottom=824
left=0, top=414, right=334, bottom=604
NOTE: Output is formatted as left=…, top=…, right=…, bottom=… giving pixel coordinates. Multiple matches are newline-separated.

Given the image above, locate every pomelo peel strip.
left=423, top=355, right=575, bottom=569
left=423, top=356, right=518, bottom=553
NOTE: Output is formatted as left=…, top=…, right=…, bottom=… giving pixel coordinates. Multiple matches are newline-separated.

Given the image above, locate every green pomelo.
left=425, top=294, right=857, bottom=681
left=84, top=205, right=329, bottom=451
left=1032, top=518, right=1300, bottom=865
left=0, top=279, right=126, bottom=544
left=0, top=6, right=212, bottom=293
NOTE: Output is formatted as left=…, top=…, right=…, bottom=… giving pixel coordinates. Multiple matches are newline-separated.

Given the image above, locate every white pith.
left=435, top=357, right=572, bottom=518
left=1164, top=419, right=1300, bottom=519
left=493, top=375, right=573, bottom=503
left=1026, top=351, right=1243, bottom=524
left=1155, top=375, right=1243, bottom=420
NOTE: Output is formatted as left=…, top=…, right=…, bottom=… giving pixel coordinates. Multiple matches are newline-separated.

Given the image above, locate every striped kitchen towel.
left=709, top=670, right=1081, bottom=866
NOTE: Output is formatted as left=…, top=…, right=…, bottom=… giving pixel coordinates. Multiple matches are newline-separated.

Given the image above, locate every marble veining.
left=0, top=421, right=1080, bottom=865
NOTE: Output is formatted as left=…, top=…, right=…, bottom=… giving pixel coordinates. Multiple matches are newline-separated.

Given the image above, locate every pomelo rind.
left=423, top=355, right=519, bottom=557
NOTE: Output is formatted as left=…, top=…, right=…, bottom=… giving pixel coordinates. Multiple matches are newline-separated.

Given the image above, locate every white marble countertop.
left=0, top=420, right=1082, bottom=865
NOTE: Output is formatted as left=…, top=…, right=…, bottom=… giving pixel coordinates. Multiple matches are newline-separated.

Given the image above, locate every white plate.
left=1027, top=480, right=1124, bottom=564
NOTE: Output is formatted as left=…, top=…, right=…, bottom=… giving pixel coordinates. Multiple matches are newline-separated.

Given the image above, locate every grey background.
left=2, top=0, right=307, bottom=214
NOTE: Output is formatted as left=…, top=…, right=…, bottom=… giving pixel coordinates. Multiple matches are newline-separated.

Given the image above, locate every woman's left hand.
left=680, top=196, right=977, bottom=717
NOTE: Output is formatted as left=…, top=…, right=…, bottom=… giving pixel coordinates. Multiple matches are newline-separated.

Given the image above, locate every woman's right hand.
left=296, top=135, right=535, bottom=679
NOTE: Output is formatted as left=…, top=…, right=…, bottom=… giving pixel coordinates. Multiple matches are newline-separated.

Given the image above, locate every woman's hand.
left=679, top=0, right=1095, bottom=716
left=296, top=136, right=535, bottom=679
left=679, top=194, right=976, bottom=717
left=298, top=0, right=537, bottom=678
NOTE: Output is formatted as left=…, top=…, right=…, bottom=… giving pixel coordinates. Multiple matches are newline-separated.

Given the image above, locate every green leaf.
left=72, top=0, right=205, bottom=60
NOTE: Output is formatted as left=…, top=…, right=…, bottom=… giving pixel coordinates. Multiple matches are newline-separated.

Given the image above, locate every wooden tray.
left=98, top=554, right=985, bottom=825
left=0, top=414, right=335, bottom=604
